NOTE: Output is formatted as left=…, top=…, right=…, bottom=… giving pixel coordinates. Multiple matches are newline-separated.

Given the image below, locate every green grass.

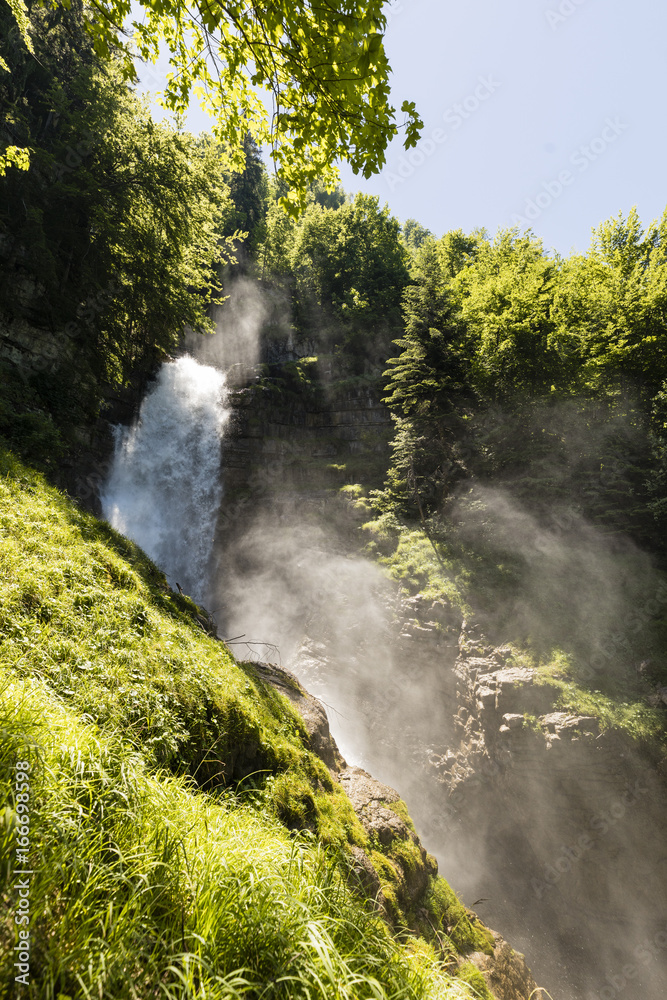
left=0, top=447, right=486, bottom=999
left=455, top=964, right=495, bottom=1000
left=361, top=519, right=470, bottom=612
left=530, top=650, right=666, bottom=747
left=0, top=449, right=355, bottom=827
left=424, top=881, right=495, bottom=958
left=0, top=677, right=473, bottom=1000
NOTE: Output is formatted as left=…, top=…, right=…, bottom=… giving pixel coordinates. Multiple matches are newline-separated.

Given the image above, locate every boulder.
left=252, top=661, right=344, bottom=771
left=469, top=933, right=541, bottom=1000
left=540, top=712, right=600, bottom=736
left=501, top=714, right=526, bottom=730
left=474, top=667, right=557, bottom=716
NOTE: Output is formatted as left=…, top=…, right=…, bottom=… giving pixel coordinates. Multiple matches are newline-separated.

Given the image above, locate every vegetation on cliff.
left=362, top=212, right=667, bottom=751
left=2, top=2, right=667, bottom=992
left=0, top=447, right=495, bottom=998
left=1, top=0, right=236, bottom=443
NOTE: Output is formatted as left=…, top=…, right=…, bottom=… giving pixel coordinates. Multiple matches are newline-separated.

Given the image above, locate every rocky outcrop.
left=254, top=659, right=542, bottom=1000
left=471, top=935, right=542, bottom=1000
left=339, top=764, right=437, bottom=910
left=277, top=583, right=667, bottom=999
left=433, top=625, right=667, bottom=1000
left=252, top=660, right=344, bottom=770
left=220, top=380, right=393, bottom=501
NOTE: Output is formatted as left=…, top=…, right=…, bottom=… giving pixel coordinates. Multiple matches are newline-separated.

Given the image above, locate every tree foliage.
left=552, top=207, right=667, bottom=401
left=384, top=238, right=466, bottom=419
left=3, top=0, right=423, bottom=209
left=454, top=230, right=559, bottom=398
left=0, top=0, right=234, bottom=424
left=377, top=211, right=667, bottom=552
left=257, top=190, right=408, bottom=369
left=291, top=193, right=408, bottom=348
left=222, top=132, right=270, bottom=261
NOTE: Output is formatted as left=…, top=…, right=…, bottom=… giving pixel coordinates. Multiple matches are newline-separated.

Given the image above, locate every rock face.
left=340, top=764, right=439, bottom=912
left=421, top=625, right=667, bottom=1000
left=274, top=585, right=667, bottom=1000
left=253, top=660, right=344, bottom=771
left=207, top=342, right=667, bottom=1000
left=0, top=311, right=164, bottom=510
left=0, top=311, right=76, bottom=379
left=220, top=379, right=393, bottom=502
left=254, top=659, right=541, bottom=1000
left=471, top=935, right=542, bottom=1000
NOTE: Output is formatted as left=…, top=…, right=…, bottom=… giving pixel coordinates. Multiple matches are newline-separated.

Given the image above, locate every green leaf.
left=6, top=0, right=34, bottom=54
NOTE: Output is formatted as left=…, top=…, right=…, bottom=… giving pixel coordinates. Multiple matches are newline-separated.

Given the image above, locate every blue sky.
left=140, top=0, right=667, bottom=257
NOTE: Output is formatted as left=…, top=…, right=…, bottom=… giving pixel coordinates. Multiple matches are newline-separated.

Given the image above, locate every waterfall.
left=100, top=356, right=229, bottom=604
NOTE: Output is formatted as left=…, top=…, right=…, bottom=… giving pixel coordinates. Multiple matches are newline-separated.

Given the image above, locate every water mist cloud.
left=187, top=276, right=268, bottom=383
left=450, top=481, right=659, bottom=677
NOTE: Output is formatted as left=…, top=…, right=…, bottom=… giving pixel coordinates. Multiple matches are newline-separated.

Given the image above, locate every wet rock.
left=339, top=765, right=400, bottom=813
left=540, top=712, right=600, bottom=736
left=474, top=667, right=557, bottom=717
left=346, top=844, right=385, bottom=905
left=339, top=765, right=438, bottom=909
left=501, top=714, right=526, bottom=730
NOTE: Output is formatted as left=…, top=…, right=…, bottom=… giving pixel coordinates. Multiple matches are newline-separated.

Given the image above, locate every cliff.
left=207, top=341, right=667, bottom=1000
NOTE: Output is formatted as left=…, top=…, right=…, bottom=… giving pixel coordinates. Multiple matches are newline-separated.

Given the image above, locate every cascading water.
left=100, top=356, right=229, bottom=604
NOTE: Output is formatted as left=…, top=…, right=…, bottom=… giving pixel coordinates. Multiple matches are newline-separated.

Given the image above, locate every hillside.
left=0, top=447, right=541, bottom=1000
left=3, top=3, right=667, bottom=999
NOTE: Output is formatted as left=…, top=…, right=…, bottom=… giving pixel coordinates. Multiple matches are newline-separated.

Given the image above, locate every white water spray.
left=101, top=356, right=229, bottom=604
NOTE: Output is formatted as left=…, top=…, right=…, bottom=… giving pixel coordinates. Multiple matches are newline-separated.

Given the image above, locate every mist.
left=187, top=274, right=298, bottom=384
left=451, top=482, right=661, bottom=674
left=211, top=441, right=667, bottom=1000
left=186, top=276, right=268, bottom=384
left=100, top=288, right=667, bottom=999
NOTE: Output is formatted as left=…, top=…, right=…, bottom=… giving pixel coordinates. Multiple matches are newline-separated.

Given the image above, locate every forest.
left=3, top=0, right=667, bottom=557
left=2, top=2, right=667, bottom=999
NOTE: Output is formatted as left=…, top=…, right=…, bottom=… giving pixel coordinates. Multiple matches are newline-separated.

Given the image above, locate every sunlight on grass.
left=0, top=447, right=482, bottom=999
left=0, top=677, right=473, bottom=998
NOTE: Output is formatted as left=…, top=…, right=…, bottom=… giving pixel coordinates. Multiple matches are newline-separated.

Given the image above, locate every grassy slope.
left=0, top=448, right=489, bottom=1000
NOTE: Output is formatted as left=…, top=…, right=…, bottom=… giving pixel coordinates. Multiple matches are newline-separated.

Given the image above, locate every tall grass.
left=0, top=678, right=472, bottom=1000
left=0, top=448, right=483, bottom=998
left=0, top=448, right=365, bottom=846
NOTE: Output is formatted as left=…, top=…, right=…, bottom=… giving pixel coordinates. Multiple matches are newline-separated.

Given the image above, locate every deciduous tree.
left=3, top=0, right=423, bottom=207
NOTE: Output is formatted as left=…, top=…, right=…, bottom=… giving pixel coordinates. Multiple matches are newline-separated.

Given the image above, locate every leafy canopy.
left=4, top=0, right=423, bottom=209
left=0, top=0, right=235, bottom=434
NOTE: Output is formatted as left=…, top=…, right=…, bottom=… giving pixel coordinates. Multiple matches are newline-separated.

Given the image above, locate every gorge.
left=3, top=4, right=667, bottom=997
left=95, top=300, right=667, bottom=1000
